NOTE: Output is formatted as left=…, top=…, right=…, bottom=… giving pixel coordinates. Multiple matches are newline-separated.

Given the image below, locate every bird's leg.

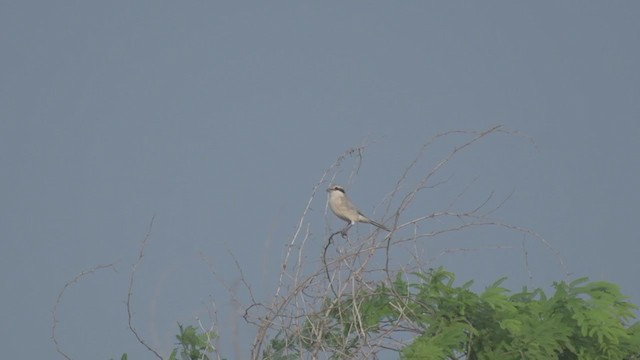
left=340, top=223, right=353, bottom=238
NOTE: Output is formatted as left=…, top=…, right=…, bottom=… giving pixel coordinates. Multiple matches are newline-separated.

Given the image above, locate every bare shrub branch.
left=245, top=126, right=565, bottom=359
left=52, top=215, right=169, bottom=360
left=51, top=263, right=116, bottom=360
left=126, top=214, right=164, bottom=360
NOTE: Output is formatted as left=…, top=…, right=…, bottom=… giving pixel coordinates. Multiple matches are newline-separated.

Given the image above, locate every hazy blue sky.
left=1, top=2, right=639, bottom=359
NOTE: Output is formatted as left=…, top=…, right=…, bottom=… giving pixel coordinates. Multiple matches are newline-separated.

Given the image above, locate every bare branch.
left=126, top=214, right=163, bottom=360
left=243, top=126, right=563, bottom=359
left=52, top=263, right=116, bottom=360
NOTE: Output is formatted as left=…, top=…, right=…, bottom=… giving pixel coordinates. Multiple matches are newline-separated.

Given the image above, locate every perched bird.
left=326, top=185, right=390, bottom=236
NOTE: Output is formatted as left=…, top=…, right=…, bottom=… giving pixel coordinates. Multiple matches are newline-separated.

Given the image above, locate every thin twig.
left=52, top=263, right=116, bottom=360
left=126, top=214, right=163, bottom=360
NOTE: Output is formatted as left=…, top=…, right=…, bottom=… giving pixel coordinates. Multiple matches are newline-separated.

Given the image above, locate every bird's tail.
left=368, top=219, right=390, bottom=232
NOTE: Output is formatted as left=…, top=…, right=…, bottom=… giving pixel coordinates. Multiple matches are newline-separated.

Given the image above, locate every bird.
left=326, top=185, right=390, bottom=236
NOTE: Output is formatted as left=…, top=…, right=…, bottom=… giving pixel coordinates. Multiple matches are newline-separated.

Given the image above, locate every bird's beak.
left=326, top=188, right=331, bottom=192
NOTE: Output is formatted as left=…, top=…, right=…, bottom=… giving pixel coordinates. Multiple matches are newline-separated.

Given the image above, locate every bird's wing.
left=341, top=197, right=360, bottom=213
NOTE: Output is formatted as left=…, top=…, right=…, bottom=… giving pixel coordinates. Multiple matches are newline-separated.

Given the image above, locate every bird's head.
left=326, top=185, right=346, bottom=194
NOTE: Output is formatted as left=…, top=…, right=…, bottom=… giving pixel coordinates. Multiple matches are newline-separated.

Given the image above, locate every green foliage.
left=268, top=267, right=640, bottom=359
left=169, top=323, right=217, bottom=360
left=405, top=269, right=640, bottom=359
left=115, top=269, right=639, bottom=360
left=113, top=324, right=218, bottom=360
